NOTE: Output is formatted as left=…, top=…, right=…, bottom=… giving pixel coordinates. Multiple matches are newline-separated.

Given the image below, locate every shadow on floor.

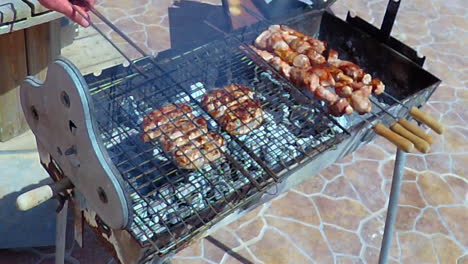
left=155, top=0, right=230, bottom=60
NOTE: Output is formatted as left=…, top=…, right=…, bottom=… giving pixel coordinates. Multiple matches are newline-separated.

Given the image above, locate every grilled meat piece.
left=142, top=103, right=225, bottom=170
left=330, top=98, right=354, bottom=117
left=202, top=84, right=264, bottom=135
left=169, top=132, right=226, bottom=170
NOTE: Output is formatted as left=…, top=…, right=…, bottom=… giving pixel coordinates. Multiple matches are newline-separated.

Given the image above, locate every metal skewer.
left=380, top=92, right=445, bottom=135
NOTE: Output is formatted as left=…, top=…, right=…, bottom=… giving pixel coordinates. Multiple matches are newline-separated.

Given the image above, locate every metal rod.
left=70, top=5, right=148, bottom=77
left=378, top=148, right=406, bottom=264
left=369, top=97, right=398, bottom=120
left=55, top=200, right=69, bottom=264
left=380, top=0, right=401, bottom=40
left=382, top=92, right=410, bottom=110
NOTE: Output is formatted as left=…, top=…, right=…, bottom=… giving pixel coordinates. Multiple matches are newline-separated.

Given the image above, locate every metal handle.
left=16, top=178, right=72, bottom=211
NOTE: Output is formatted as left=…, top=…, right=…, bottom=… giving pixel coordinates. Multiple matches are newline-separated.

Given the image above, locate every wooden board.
left=0, top=0, right=31, bottom=24
left=0, top=10, right=62, bottom=35
left=22, top=0, right=50, bottom=15
left=0, top=29, right=29, bottom=142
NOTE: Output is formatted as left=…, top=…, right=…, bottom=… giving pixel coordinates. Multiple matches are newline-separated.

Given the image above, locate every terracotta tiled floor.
left=2, top=0, right=467, bottom=263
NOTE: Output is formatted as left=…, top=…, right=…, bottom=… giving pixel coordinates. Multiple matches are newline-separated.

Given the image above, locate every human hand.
left=38, top=0, right=96, bottom=27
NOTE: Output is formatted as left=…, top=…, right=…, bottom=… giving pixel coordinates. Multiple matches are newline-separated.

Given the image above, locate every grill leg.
left=378, top=148, right=406, bottom=264
left=55, top=200, right=68, bottom=264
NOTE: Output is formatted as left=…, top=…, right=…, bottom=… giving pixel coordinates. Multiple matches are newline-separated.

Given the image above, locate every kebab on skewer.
left=252, top=25, right=386, bottom=117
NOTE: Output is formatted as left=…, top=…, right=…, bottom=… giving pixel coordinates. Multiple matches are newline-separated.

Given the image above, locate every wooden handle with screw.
left=16, top=185, right=54, bottom=211
left=390, top=123, right=430, bottom=153
left=373, top=123, right=415, bottom=153
left=409, top=107, right=445, bottom=135
left=398, top=118, right=434, bottom=145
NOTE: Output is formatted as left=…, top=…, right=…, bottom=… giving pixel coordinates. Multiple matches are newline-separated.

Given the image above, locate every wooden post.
left=0, top=1, right=61, bottom=141
left=0, top=30, right=29, bottom=142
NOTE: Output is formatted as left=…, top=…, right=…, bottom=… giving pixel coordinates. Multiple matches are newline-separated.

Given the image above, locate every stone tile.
left=360, top=216, right=384, bottom=248
left=323, top=225, right=362, bottom=256
left=403, top=169, right=418, bottom=181
left=444, top=128, right=468, bottom=153
left=405, top=154, right=427, bottom=171
left=336, top=256, right=364, bottom=264
left=210, top=227, right=241, bottom=250
left=221, top=248, right=259, bottom=264
left=146, top=24, right=171, bottom=52
left=373, top=135, right=398, bottom=155
left=354, top=144, right=388, bottom=161
left=265, top=217, right=333, bottom=263
left=226, top=205, right=263, bottom=231
left=323, top=176, right=359, bottom=200
left=415, top=208, right=449, bottom=235
left=359, top=216, right=400, bottom=260
left=399, top=232, right=438, bottom=264
left=176, top=238, right=203, bottom=257
left=399, top=182, right=426, bottom=208
left=235, top=217, right=264, bottom=243
left=319, top=164, right=342, bottom=180
left=417, top=172, right=459, bottom=205
left=344, top=160, right=387, bottom=211
left=452, top=154, right=468, bottom=179
left=293, top=175, right=325, bottom=195
left=265, top=192, right=320, bottom=226
left=248, top=228, right=311, bottom=264
left=431, top=234, right=464, bottom=264
left=395, top=206, right=421, bottom=231
left=443, top=175, right=468, bottom=201
left=363, top=246, right=399, bottom=264
left=313, top=196, right=370, bottom=230
left=203, top=239, right=227, bottom=264
left=425, top=153, right=452, bottom=174
left=336, top=153, right=354, bottom=165
left=380, top=160, right=418, bottom=181
left=438, top=206, right=468, bottom=247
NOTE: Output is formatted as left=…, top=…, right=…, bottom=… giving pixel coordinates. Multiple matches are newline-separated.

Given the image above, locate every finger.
left=69, top=5, right=91, bottom=27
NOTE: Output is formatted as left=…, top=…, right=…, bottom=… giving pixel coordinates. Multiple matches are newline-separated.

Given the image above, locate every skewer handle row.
left=397, top=118, right=434, bottom=144
left=373, top=123, right=415, bottom=153
left=390, top=123, right=430, bottom=153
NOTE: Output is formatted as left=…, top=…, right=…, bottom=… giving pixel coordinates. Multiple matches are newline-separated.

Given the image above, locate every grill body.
left=20, top=8, right=440, bottom=264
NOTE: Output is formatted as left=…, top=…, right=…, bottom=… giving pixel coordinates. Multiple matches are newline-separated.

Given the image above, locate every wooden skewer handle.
left=16, top=185, right=54, bottom=211
left=398, top=118, right=434, bottom=145
left=409, top=107, right=445, bottom=135
left=373, top=123, right=415, bottom=153
left=391, top=123, right=431, bottom=153
left=16, top=178, right=72, bottom=211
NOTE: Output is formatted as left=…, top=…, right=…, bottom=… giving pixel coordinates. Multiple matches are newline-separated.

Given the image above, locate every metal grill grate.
left=86, top=29, right=349, bottom=253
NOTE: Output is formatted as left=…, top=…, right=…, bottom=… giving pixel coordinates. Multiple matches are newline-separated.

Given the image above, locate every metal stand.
left=378, top=149, right=407, bottom=264
left=55, top=200, right=68, bottom=264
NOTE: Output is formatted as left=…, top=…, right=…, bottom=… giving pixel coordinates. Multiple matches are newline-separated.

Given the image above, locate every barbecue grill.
left=15, top=1, right=443, bottom=263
